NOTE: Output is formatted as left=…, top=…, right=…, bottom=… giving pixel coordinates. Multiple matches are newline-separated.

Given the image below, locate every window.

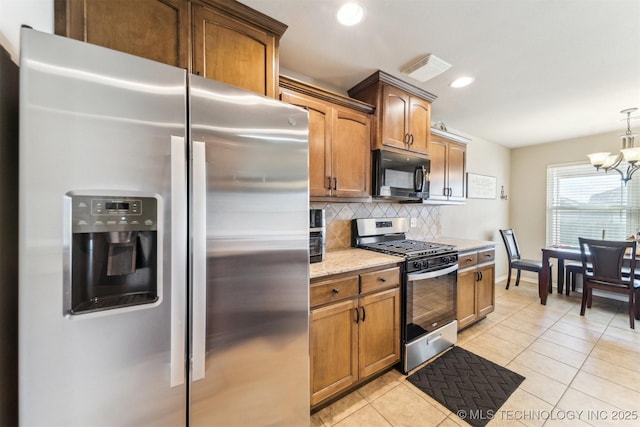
left=546, top=162, right=640, bottom=247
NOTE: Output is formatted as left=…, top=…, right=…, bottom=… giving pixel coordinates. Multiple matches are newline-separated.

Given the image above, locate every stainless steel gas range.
left=352, top=218, right=458, bottom=373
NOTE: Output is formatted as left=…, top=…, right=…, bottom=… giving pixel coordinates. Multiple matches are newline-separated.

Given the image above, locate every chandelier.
left=588, top=108, right=639, bottom=183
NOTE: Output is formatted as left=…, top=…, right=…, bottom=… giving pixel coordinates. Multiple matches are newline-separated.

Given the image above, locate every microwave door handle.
left=414, top=166, right=425, bottom=192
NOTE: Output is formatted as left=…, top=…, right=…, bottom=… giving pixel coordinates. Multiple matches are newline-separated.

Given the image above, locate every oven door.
left=404, top=263, right=457, bottom=342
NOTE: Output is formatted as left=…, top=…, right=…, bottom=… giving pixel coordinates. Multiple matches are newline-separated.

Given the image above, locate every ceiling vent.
left=401, top=54, right=451, bottom=82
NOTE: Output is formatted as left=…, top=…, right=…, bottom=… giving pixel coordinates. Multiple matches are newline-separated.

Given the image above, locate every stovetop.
left=359, top=239, right=456, bottom=259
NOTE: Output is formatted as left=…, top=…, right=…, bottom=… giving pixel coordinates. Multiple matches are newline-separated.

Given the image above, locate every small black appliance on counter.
left=309, top=209, right=326, bottom=263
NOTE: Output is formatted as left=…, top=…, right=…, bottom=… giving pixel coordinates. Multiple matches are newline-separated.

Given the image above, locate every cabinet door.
left=477, top=265, right=495, bottom=318
left=56, top=0, right=189, bottom=69
left=408, top=96, right=431, bottom=155
left=380, top=85, right=409, bottom=150
left=280, top=90, right=332, bottom=197
left=457, top=269, right=477, bottom=329
left=358, top=288, right=400, bottom=378
left=448, top=141, right=467, bottom=201
left=331, top=107, right=371, bottom=198
left=192, top=4, right=277, bottom=96
left=428, top=136, right=448, bottom=201
left=310, top=299, right=359, bottom=406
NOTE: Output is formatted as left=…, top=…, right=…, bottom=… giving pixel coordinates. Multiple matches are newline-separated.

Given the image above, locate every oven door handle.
left=407, top=263, right=458, bottom=281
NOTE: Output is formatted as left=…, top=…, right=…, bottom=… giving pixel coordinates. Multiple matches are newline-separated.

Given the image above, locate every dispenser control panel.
left=93, top=199, right=141, bottom=215
left=70, top=194, right=158, bottom=233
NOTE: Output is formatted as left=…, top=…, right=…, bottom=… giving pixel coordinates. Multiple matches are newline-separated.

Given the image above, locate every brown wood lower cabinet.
left=310, top=266, right=400, bottom=408
left=457, top=248, right=496, bottom=329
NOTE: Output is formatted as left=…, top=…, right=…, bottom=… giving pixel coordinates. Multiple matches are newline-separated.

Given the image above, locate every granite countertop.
left=309, top=238, right=496, bottom=280
left=431, top=237, right=496, bottom=252
left=310, top=248, right=403, bottom=279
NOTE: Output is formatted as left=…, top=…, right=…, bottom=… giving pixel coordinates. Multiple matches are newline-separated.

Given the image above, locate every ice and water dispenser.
left=67, top=193, right=160, bottom=315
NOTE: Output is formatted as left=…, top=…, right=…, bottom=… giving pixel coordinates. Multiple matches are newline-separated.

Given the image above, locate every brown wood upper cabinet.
left=428, top=129, right=469, bottom=203
left=54, top=0, right=286, bottom=97
left=280, top=76, right=374, bottom=199
left=348, top=70, right=436, bottom=156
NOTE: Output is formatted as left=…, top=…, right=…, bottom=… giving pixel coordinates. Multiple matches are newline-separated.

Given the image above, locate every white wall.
left=0, top=0, right=53, bottom=63
left=510, top=129, right=623, bottom=280
left=439, top=129, right=511, bottom=279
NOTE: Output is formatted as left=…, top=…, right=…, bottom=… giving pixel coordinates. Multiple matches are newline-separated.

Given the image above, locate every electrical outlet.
left=410, top=217, right=417, bottom=227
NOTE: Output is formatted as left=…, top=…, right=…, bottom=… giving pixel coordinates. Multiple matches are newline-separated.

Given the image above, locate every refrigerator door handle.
left=171, top=136, right=187, bottom=387
left=192, top=140, right=207, bottom=381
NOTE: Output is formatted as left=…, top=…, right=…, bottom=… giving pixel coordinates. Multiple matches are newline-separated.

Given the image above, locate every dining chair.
left=578, top=238, right=640, bottom=329
left=563, top=261, right=583, bottom=296
left=499, top=229, right=553, bottom=291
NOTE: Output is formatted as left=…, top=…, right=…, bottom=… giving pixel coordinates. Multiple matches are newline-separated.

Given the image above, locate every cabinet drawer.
left=478, top=249, right=495, bottom=264
left=311, top=276, right=359, bottom=307
left=458, top=252, right=478, bottom=269
left=360, top=267, right=400, bottom=294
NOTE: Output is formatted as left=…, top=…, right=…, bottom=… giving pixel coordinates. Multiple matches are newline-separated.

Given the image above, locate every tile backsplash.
left=310, top=202, right=441, bottom=250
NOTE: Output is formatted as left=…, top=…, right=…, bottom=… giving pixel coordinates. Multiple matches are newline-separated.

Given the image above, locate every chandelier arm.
left=627, top=164, right=640, bottom=181
left=603, top=154, right=623, bottom=171
left=607, top=166, right=625, bottom=180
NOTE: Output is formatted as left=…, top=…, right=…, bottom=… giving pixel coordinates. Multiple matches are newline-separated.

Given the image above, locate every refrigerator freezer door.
left=19, top=29, right=187, bottom=425
left=189, top=75, right=310, bottom=426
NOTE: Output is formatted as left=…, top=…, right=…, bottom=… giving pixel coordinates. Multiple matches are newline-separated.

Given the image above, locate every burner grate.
left=360, top=239, right=455, bottom=258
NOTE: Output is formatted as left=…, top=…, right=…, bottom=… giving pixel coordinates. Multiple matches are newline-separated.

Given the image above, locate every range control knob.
left=413, top=261, right=421, bottom=269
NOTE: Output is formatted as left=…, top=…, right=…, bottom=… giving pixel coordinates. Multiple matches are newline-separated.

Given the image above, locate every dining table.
left=539, top=243, right=640, bottom=305
left=539, top=246, right=582, bottom=305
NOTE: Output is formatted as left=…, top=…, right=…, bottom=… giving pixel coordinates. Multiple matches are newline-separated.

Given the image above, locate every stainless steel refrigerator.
left=18, top=28, right=310, bottom=426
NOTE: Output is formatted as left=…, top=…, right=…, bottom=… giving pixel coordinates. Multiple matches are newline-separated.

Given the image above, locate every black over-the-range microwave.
left=372, top=149, right=430, bottom=202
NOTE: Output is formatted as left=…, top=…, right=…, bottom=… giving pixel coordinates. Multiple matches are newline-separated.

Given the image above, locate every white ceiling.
left=241, top=0, right=640, bottom=148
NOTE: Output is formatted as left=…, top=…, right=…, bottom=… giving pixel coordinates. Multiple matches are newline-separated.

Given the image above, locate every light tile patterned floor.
left=311, top=279, right=640, bottom=426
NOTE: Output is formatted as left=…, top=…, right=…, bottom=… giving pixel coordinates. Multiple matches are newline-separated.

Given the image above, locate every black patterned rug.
left=407, top=346, right=525, bottom=427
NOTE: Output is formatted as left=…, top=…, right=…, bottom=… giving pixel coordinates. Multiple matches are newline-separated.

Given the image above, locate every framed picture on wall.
left=466, top=173, right=497, bottom=199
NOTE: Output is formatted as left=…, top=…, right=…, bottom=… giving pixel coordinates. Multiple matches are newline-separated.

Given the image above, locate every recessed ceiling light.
left=337, top=2, right=365, bottom=26
left=450, top=76, right=475, bottom=88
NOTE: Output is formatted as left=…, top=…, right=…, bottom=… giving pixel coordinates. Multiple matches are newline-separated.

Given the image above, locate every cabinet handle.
left=354, top=307, right=360, bottom=323
left=332, top=288, right=340, bottom=294
left=466, top=257, right=474, bottom=262
left=409, top=134, right=414, bottom=145
left=404, top=133, right=410, bottom=145
left=327, top=176, right=331, bottom=190
left=333, top=177, right=337, bottom=190
left=378, top=277, right=387, bottom=282
left=360, top=307, right=366, bottom=322
left=480, top=271, right=483, bottom=281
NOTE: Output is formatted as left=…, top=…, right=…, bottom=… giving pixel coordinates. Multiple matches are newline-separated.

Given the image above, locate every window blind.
left=546, top=162, right=640, bottom=247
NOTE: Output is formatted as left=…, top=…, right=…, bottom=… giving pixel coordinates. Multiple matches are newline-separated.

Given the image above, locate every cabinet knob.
left=332, top=288, right=340, bottom=294
left=466, top=257, right=474, bottom=262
